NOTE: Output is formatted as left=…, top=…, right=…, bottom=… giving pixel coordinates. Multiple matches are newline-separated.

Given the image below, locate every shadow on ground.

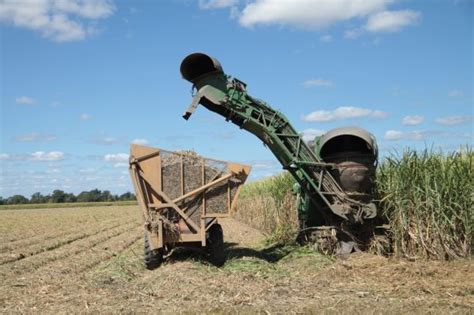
left=164, top=242, right=295, bottom=267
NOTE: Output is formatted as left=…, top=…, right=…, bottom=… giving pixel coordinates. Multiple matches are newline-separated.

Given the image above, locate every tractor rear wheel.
left=144, top=233, right=163, bottom=270
left=206, top=223, right=225, bottom=266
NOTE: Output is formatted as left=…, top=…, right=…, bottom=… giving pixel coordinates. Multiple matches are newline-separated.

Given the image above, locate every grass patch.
left=0, top=200, right=137, bottom=210
left=222, top=244, right=330, bottom=278
left=280, top=245, right=330, bottom=260
left=223, top=258, right=278, bottom=276
left=92, top=241, right=143, bottom=283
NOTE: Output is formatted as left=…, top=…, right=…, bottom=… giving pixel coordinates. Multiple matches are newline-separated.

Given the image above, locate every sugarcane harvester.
left=180, top=53, right=382, bottom=254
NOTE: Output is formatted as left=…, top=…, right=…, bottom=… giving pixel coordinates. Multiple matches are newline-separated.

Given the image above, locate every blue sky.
left=0, top=0, right=472, bottom=198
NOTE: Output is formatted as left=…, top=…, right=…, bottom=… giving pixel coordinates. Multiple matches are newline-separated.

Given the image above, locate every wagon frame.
left=129, top=144, right=250, bottom=267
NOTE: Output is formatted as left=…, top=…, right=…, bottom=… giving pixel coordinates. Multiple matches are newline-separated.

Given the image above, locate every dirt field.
left=0, top=206, right=472, bottom=313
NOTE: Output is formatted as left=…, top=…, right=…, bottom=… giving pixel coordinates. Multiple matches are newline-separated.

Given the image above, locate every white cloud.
left=92, top=136, right=119, bottom=145
left=199, top=0, right=238, bottom=10
left=303, top=78, right=333, bottom=88
left=435, top=115, right=473, bottom=126
left=80, top=113, right=92, bottom=120
left=239, top=0, right=389, bottom=29
left=0, top=0, right=115, bottom=42
left=245, top=159, right=282, bottom=181
left=0, top=153, right=10, bottom=160
left=131, top=138, right=149, bottom=145
left=320, top=34, right=332, bottom=42
left=301, top=128, right=325, bottom=142
left=30, top=151, right=64, bottom=161
left=46, top=168, right=61, bottom=174
left=402, top=115, right=424, bottom=126
left=16, top=96, right=35, bottom=105
left=302, top=106, right=388, bottom=122
left=104, top=153, right=129, bottom=162
left=54, top=0, right=115, bottom=19
left=79, top=167, right=96, bottom=173
left=15, top=133, right=57, bottom=142
left=448, top=90, right=463, bottom=97
left=1, top=151, right=71, bottom=162
left=384, top=130, right=404, bottom=141
left=229, top=6, right=240, bottom=19
left=365, top=10, right=420, bottom=33
left=15, top=133, right=40, bottom=142
left=344, top=28, right=363, bottom=39
left=384, top=130, right=443, bottom=141
left=114, top=162, right=128, bottom=168
left=462, top=132, right=474, bottom=140
left=252, top=162, right=274, bottom=170
left=50, top=101, right=62, bottom=107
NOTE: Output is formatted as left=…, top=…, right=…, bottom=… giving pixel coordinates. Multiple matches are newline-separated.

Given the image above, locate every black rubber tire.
left=206, top=223, right=225, bottom=266
left=144, top=233, right=163, bottom=270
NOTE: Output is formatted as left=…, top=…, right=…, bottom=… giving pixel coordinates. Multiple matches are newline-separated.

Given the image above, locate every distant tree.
left=31, top=192, right=47, bottom=204
left=7, top=195, right=29, bottom=204
left=77, top=191, right=92, bottom=202
left=119, top=192, right=136, bottom=201
left=0, top=197, right=5, bottom=205
left=88, top=189, right=103, bottom=202
left=77, top=189, right=103, bottom=202
left=44, top=194, right=52, bottom=203
left=101, top=190, right=114, bottom=202
left=50, top=190, right=67, bottom=203
left=64, top=193, right=77, bottom=203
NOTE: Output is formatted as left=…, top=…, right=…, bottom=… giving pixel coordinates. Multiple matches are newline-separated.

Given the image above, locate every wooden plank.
left=137, top=170, right=201, bottom=233
left=129, top=164, right=150, bottom=222
left=201, top=213, right=229, bottom=218
left=180, top=154, right=184, bottom=196
left=172, top=173, right=232, bottom=204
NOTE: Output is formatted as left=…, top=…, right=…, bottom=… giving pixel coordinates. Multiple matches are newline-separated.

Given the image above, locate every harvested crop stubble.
left=161, top=150, right=239, bottom=225
left=0, top=206, right=132, bottom=244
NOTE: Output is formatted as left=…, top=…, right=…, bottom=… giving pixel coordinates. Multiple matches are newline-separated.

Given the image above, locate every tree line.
left=0, top=189, right=136, bottom=205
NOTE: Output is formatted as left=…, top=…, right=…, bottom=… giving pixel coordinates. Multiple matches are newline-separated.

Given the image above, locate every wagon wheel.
left=144, top=233, right=164, bottom=270
left=206, top=223, right=225, bottom=266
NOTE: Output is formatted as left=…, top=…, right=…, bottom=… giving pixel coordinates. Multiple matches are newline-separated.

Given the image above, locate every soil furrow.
left=30, top=226, right=142, bottom=276
left=0, top=218, right=137, bottom=265
left=0, top=215, right=134, bottom=253
left=0, top=222, right=140, bottom=275
left=0, top=206, right=138, bottom=243
left=60, top=232, right=142, bottom=274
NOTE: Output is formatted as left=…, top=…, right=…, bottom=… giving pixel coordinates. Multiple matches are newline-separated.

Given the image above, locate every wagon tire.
left=207, top=223, right=225, bottom=266
left=144, top=233, right=163, bottom=270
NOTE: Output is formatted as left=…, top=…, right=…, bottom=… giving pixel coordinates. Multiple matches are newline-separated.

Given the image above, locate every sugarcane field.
left=1, top=1, right=472, bottom=314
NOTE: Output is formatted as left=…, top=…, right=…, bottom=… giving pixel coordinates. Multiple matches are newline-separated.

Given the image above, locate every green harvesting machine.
left=180, top=53, right=385, bottom=254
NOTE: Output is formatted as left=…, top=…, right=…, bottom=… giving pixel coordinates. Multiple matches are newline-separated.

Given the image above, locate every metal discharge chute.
left=180, top=53, right=382, bottom=252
